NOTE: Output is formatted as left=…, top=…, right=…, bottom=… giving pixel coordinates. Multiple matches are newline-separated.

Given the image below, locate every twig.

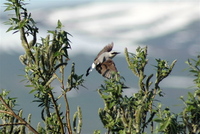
left=49, top=91, right=65, bottom=134
left=64, top=92, right=72, bottom=134
left=0, top=123, right=26, bottom=127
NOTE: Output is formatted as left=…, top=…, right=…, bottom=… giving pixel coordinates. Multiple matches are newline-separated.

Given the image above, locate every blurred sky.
left=0, top=0, right=200, bottom=133
left=1, top=0, right=199, bottom=56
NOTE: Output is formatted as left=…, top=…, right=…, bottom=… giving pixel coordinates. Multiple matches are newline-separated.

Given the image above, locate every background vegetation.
left=0, top=0, right=199, bottom=134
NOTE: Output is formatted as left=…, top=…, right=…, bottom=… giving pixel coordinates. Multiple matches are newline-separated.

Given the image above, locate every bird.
left=86, top=42, right=120, bottom=79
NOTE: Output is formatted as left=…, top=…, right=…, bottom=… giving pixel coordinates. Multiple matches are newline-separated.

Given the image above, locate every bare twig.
left=0, top=123, right=26, bottom=127
left=64, top=92, right=72, bottom=134
left=49, top=91, right=65, bottom=134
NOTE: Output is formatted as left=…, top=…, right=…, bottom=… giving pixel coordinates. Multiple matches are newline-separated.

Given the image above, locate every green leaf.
left=93, top=130, right=101, bottom=134
left=159, top=118, right=171, bottom=131
left=100, top=94, right=112, bottom=99
left=11, top=17, right=19, bottom=22
left=154, top=118, right=163, bottom=123
left=57, top=20, right=63, bottom=29
left=29, top=88, right=38, bottom=94
left=54, top=51, right=63, bottom=57
left=25, top=84, right=35, bottom=87
left=107, top=101, right=116, bottom=109
left=4, top=3, right=14, bottom=11
left=6, top=26, right=14, bottom=32
left=47, top=30, right=55, bottom=34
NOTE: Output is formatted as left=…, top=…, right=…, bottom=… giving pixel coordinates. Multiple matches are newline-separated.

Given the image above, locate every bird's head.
left=109, top=51, right=120, bottom=58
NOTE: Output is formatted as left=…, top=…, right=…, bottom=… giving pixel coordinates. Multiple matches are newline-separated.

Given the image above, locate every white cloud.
left=161, top=76, right=195, bottom=89
left=0, top=2, right=199, bottom=55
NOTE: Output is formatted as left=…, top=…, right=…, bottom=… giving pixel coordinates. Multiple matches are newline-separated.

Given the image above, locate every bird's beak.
left=113, top=52, right=120, bottom=55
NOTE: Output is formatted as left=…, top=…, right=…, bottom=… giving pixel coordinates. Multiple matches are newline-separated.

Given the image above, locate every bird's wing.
left=94, top=42, right=113, bottom=61
left=96, top=59, right=118, bottom=79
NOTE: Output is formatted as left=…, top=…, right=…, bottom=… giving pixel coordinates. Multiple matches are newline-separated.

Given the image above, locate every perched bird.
left=86, top=43, right=120, bottom=79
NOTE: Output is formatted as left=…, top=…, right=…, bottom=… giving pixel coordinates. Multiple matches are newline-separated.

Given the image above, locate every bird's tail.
left=86, top=66, right=92, bottom=76
left=86, top=63, right=96, bottom=76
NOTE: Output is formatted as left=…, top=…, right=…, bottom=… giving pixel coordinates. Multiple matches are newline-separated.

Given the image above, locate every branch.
left=0, top=123, right=26, bottom=127
left=0, top=96, right=39, bottom=134
left=64, top=93, right=72, bottom=134
left=48, top=91, right=65, bottom=134
left=0, top=110, right=13, bottom=115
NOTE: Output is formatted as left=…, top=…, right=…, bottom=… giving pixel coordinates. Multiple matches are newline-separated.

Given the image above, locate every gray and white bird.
left=86, top=43, right=120, bottom=79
